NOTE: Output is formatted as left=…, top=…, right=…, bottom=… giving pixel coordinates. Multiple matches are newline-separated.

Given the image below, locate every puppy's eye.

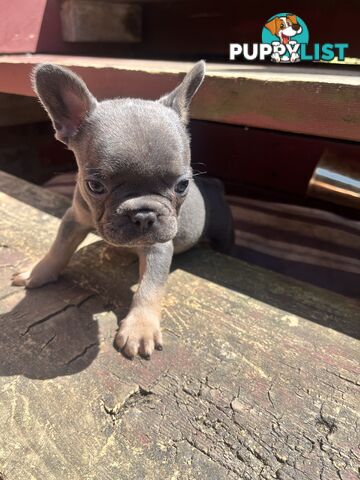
left=174, top=179, right=189, bottom=195
left=86, top=180, right=106, bottom=195
left=281, top=23, right=285, bottom=28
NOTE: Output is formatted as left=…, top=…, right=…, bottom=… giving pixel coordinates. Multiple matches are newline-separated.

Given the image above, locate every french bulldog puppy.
left=12, top=61, right=233, bottom=359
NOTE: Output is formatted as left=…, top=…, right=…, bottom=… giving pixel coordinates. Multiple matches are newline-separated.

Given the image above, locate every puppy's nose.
left=130, top=210, right=157, bottom=230
left=292, top=23, right=301, bottom=31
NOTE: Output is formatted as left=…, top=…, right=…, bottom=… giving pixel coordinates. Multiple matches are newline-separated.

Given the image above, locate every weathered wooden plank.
left=0, top=55, right=359, bottom=141
left=0, top=168, right=70, bottom=218
left=0, top=170, right=359, bottom=479
left=60, top=0, right=142, bottom=43
left=0, top=0, right=47, bottom=54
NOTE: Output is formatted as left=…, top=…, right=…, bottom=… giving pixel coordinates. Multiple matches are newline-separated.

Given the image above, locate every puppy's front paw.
left=12, top=262, right=59, bottom=289
left=115, top=308, right=163, bottom=360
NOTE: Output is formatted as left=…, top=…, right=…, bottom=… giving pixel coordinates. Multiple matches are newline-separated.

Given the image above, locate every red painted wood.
left=1, top=0, right=359, bottom=59
left=0, top=0, right=47, bottom=53
left=0, top=58, right=178, bottom=98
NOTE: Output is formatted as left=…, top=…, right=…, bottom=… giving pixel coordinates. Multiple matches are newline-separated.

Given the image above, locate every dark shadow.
left=232, top=244, right=360, bottom=300
left=0, top=243, right=137, bottom=380
left=0, top=278, right=101, bottom=380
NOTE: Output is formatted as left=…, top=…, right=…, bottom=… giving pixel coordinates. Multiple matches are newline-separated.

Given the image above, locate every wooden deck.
left=0, top=55, right=360, bottom=141
left=0, top=171, right=359, bottom=480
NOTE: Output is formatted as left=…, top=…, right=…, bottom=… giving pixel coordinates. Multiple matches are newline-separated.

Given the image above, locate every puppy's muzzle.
left=101, top=194, right=177, bottom=245
left=129, top=209, right=158, bottom=232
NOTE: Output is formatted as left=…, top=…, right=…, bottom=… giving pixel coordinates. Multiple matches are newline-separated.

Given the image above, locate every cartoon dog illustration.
left=265, top=14, right=303, bottom=63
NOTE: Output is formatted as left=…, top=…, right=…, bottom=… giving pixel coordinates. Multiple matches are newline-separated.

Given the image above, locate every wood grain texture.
left=0, top=55, right=359, bottom=141
left=0, top=171, right=359, bottom=479
left=60, top=0, right=142, bottom=43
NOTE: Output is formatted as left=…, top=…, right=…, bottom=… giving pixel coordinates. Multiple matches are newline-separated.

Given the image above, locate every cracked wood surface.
left=0, top=171, right=359, bottom=480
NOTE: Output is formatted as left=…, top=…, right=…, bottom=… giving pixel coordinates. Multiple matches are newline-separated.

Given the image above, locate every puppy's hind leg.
left=12, top=207, right=91, bottom=288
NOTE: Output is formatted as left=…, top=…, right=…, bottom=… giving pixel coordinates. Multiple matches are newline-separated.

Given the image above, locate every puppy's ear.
left=265, top=17, right=280, bottom=35
left=32, top=63, right=97, bottom=144
left=159, top=60, right=205, bottom=123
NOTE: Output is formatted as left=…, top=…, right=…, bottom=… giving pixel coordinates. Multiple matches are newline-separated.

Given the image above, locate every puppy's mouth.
left=98, top=214, right=178, bottom=247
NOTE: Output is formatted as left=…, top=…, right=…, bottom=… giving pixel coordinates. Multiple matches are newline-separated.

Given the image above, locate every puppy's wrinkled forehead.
left=81, top=98, right=189, bottom=178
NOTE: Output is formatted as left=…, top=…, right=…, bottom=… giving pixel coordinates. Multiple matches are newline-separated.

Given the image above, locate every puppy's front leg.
left=12, top=207, right=91, bottom=288
left=115, top=241, right=174, bottom=359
